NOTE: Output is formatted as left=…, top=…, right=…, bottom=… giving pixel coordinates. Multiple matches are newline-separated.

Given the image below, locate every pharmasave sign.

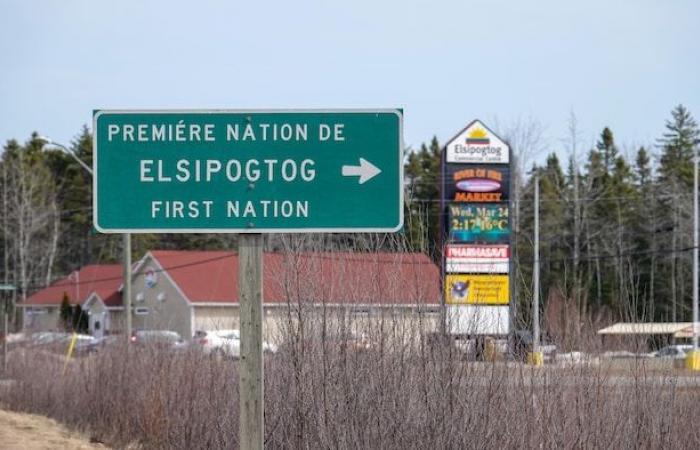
left=445, top=165, right=509, bottom=202
left=445, top=244, right=509, bottom=273
left=445, top=120, right=509, bottom=164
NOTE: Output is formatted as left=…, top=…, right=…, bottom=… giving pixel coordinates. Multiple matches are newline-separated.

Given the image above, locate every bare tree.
left=565, top=112, right=583, bottom=316
left=495, top=116, right=547, bottom=334
left=0, top=140, right=60, bottom=323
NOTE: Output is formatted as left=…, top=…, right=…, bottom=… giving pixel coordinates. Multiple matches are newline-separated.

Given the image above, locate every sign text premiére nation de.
left=93, top=110, right=403, bottom=233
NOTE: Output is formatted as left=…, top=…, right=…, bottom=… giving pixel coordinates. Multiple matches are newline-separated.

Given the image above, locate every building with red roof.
left=130, top=250, right=440, bottom=341
left=20, top=250, right=441, bottom=341
left=21, top=264, right=122, bottom=334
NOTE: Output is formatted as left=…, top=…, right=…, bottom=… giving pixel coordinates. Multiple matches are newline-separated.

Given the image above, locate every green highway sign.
left=93, top=110, right=403, bottom=233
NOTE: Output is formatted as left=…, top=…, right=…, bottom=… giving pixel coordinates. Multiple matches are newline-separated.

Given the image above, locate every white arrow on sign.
left=341, top=158, right=382, bottom=184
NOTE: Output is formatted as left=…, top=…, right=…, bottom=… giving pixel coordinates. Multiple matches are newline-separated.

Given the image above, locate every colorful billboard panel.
left=446, top=305, right=510, bottom=335
left=445, top=120, right=510, bottom=164
left=448, top=203, right=509, bottom=243
left=445, top=165, right=509, bottom=202
left=445, top=244, right=510, bottom=273
left=445, top=274, right=509, bottom=305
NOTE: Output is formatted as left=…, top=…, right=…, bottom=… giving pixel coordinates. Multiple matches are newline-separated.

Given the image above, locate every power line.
left=20, top=250, right=439, bottom=292
left=16, top=242, right=699, bottom=294
left=405, top=192, right=695, bottom=204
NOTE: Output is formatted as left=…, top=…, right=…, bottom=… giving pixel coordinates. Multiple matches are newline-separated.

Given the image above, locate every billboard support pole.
left=440, top=146, right=447, bottom=336
left=508, top=145, right=516, bottom=355
left=123, top=233, right=132, bottom=341
left=239, top=233, right=264, bottom=449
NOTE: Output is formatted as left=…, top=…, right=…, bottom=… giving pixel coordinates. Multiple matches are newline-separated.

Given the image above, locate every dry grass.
left=2, top=329, right=700, bottom=449
left=3, top=236, right=699, bottom=448
left=0, top=408, right=110, bottom=450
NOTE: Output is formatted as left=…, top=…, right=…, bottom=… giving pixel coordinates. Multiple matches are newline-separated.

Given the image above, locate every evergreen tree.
left=596, top=127, right=618, bottom=175
left=635, top=146, right=651, bottom=188
left=657, top=104, right=700, bottom=186
left=403, top=137, right=441, bottom=257
left=630, top=146, right=657, bottom=320
left=585, top=147, right=606, bottom=194
left=518, top=155, right=569, bottom=325
left=59, top=292, right=72, bottom=330
left=71, top=303, right=88, bottom=334
left=653, top=106, right=699, bottom=321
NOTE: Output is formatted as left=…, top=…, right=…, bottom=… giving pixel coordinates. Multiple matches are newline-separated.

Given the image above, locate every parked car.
left=130, top=330, right=186, bottom=350
left=601, top=350, right=643, bottom=359
left=324, top=331, right=371, bottom=353
left=86, top=335, right=122, bottom=352
left=192, top=329, right=278, bottom=358
left=30, top=331, right=71, bottom=346
left=72, top=334, right=101, bottom=354
left=279, top=330, right=372, bottom=356
left=193, top=329, right=241, bottom=358
left=652, top=345, right=693, bottom=359
left=26, top=332, right=100, bottom=355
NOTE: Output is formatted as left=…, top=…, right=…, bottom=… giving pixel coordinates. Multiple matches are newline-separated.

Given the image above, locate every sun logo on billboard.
left=466, top=127, right=490, bottom=145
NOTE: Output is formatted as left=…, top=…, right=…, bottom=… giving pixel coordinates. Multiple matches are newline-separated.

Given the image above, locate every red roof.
left=149, top=250, right=440, bottom=305
left=24, top=264, right=123, bottom=307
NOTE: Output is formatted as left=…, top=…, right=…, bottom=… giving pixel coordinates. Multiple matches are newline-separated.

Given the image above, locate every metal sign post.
left=123, top=233, right=132, bottom=341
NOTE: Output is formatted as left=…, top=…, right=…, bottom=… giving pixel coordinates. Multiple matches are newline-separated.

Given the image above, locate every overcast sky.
left=1, top=0, right=698, bottom=163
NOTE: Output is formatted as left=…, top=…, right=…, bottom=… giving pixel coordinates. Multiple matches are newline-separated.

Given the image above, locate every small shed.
left=598, top=322, right=696, bottom=337
left=597, top=322, right=699, bottom=349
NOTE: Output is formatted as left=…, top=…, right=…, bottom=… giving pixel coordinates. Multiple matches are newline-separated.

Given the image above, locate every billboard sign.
left=448, top=203, right=509, bottom=243
left=93, top=110, right=403, bottom=233
left=444, top=274, right=510, bottom=305
left=445, top=244, right=509, bottom=273
left=445, top=120, right=509, bottom=164
left=444, top=165, right=509, bottom=202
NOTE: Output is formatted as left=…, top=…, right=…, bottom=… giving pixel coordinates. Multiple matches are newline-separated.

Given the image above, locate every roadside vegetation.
left=3, top=325, right=700, bottom=449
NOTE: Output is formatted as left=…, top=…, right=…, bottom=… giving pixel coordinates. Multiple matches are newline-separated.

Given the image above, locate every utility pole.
left=571, top=114, right=580, bottom=323
left=529, top=175, right=542, bottom=366
left=123, top=233, right=132, bottom=340
left=695, top=145, right=699, bottom=351
left=688, top=144, right=700, bottom=370
left=239, top=234, right=264, bottom=449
